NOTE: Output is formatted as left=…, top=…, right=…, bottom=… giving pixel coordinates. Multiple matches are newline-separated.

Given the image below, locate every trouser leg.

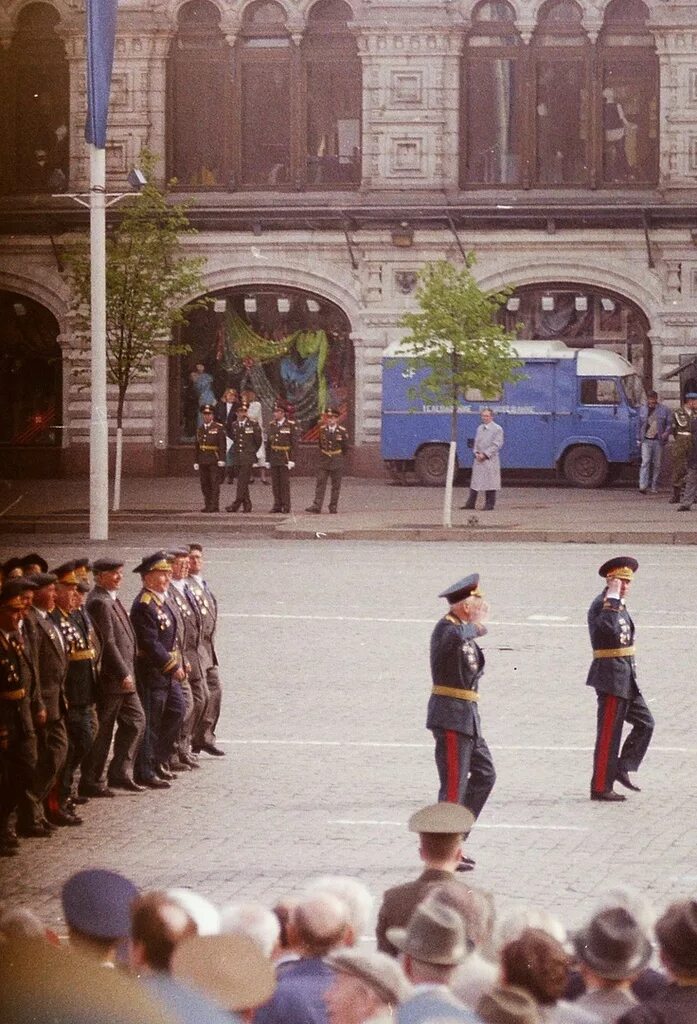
left=313, top=465, right=330, bottom=510
left=187, top=673, right=208, bottom=751
left=433, top=728, right=474, bottom=806
left=174, top=678, right=194, bottom=758
left=197, top=665, right=222, bottom=746
left=639, top=442, right=651, bottom=490
left=60, top=705, right=97, bottom=803
left=484, top=490, right=497, bottom=510
left=108, top=691, right=146, bottom=782
left=81, top=693, right=120, bottom=786
left=328, top=464, right=342, bottom=511
left=463, top=489, right=477, bottom=510
left=236, top=464, right=253, bottom=509
left=280, top=466, right=291, bottom=511
left=680, top=467, right=697, bottom=506
left=32, top=717, right=68, bottom=806
left=462, top=736, right=497, bottom=819
left=650, top=443, right=662, bottom=490
left=271, top=466, right=283, bottom=509
left=136, top=686, right=161, bottom=780
left=618, top=692, right=654, bottom=774
left=591, top=692, right=628, bottom=794
left=199, top=466, right=212, bottom=509
left=155, top=682, right=186, bottom=765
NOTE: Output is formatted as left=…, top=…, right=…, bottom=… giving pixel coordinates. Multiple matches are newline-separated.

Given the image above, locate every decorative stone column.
left=651, top=7, right=697, bottom=188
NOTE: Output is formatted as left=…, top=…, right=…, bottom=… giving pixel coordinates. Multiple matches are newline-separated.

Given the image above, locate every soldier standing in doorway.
left=670, top=390, right=697, bottom=503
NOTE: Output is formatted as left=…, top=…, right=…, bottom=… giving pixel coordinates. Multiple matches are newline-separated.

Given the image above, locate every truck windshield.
left=622, top=374, right=645, bottom=409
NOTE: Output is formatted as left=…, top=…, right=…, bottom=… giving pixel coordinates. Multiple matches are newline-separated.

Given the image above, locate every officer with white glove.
left=267, top=401, right=297, bottom=514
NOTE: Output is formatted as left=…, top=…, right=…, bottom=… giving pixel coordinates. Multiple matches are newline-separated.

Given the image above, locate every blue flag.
left=85, top=0, right=118, bottom=149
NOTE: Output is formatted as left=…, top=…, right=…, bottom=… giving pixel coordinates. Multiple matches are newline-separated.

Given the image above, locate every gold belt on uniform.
left=431, top=685, right=479, bottom=702
left=199, top=445, right=218, bottom=452
left=0, top=688, right=26, bottom=700
left=676, top=432, right=691, bottom=437
left=321, top=449, right=343, bottom=457
left=593, top=646, right=635, bottom=659
left=69, top=648, right=96, bottom=661
left=271, top=445, right=290, bottom=451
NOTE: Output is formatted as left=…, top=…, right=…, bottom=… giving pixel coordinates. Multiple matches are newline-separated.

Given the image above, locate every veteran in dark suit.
left=82, top=557, right=146, bottom=793
left=587, top=556, right=654, bottom=802
left=226, top=402, right=262, bottom=513
left=427, top=574, right=496, bottom=871
left=131, top=552, right=187, bottom=789
left=166, top=549, right=204, bottom=770
left=376, top=802, right=475, bottom=955
left=187, top=542, right=224, bottom=757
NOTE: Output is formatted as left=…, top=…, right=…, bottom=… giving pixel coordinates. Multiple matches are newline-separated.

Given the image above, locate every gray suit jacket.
left=26, top=607, right=68, bottom=720
left=87, top=586, right=137, bottom=695
left=376, top=869, right=470, bottom=955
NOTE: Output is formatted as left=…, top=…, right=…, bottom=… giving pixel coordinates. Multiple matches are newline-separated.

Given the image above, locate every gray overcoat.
left=470, top=420, right=504, bottom=491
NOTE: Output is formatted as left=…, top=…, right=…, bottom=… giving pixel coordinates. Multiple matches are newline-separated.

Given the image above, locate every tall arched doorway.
left=498, top=283, right=652, bottom=385
left=0, top=290, right=62, bottom=474
left=169, top=284, right=354, bottom=447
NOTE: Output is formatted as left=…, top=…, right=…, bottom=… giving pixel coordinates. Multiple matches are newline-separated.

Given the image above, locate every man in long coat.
left=461, top=408, right=504, bottom=511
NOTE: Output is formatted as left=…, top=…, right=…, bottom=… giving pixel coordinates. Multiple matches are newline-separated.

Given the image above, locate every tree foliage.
left=398, top=257, right=521, bottom=424
left=66, top=152, right=207, bottom=426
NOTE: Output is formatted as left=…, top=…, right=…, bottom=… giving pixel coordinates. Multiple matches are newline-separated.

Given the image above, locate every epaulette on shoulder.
left=139, top=592, right=152, bottom=605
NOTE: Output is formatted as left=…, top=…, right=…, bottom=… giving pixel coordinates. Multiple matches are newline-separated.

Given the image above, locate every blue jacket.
left=130, top=588, right=181, bottom=691
left=396, top=988, right=481, bottom=1024
left=255, top=958, right=334, bottom=1024
left=637, top=402, right=671, bottom=444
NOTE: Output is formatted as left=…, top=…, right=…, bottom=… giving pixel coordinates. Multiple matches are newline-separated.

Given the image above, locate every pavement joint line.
left=217, top=612, right=696, bottom=632
left=330, top=819, right=589, bottom=832
left=222, top=739, right=697, bottom=753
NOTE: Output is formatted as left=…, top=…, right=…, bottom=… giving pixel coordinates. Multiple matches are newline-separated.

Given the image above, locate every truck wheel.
left=562, top=445, right=609, bottom=488
left=414, top=444, right=449, bottom=486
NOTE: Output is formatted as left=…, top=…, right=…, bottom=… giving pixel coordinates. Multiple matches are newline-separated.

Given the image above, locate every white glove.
left=264, top=462, right=271, bottom=469
left=287, top=461, right=295, bottom=470
left=193, top=463, right=199, bottom=471
left=606, top=578, right=622, bottom=599
left=217, top=461, right=225, bottom=467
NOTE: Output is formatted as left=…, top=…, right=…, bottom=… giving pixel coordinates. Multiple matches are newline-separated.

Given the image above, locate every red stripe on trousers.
left=593, top=695, right=618, bottom=793
left=445, top=730, right=460, bottom=803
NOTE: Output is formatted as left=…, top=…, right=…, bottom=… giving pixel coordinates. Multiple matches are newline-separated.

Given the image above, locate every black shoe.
left=69, top=794, right=89, bottom=806
left=169, top=759, right=192, bottom=772
left=616, top=769, right=641, bottom=792
left=180, top=753, right=201, bottom=769
left=17, top=822, right=53, bottom=838
left=460, top=503, right=477, bottom=510
left=678, top=505, right=691, bottom=511
left=329, top=508, right=337, bottom=514
left=590, top=790, right=626, bottom=802
left=226, top=503, right=240, bottom=512
left=39, top=817, right=58, bottom=832
left=3, top=829, right=20, bottom=847
left=270, top=507, right=282, bottom=513
left=109, top=777, right=146, bottom=793
left=156, top=764, right=176, bottom=780
left=242, top=505, right=252, bottom=513
left=78, top=783, right=115, bottom=798
left=305, top=506, right=321, bottom=514
left=0, top=843, right=18, bottom=857
left=46, top=807, right=83, bottom=826
left=138, top=776, right=171, bottom=790
left=639, top=488, right=647, bottom=495
left=200, top=743, right=226, bottom=757
left=456, top=853, right=476, bottom=871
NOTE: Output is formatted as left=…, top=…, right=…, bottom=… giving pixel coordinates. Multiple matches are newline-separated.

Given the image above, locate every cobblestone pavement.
left=2, top=540, right=695, bottom=938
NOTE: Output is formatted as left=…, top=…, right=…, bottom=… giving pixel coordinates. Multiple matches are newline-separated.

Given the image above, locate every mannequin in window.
left=603, top=87, right=635, bottom=181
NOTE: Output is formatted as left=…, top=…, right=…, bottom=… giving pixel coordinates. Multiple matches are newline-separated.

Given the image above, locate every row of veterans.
left=2, top=805, right=697, bottom=1024
left=195, top=401, right=349, bottom=515
left=0, top=545, right=225, bottom=857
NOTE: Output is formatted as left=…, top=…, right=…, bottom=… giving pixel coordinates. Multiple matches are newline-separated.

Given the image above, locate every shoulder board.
left=139, top=592, right=152, bottom=605
left=445, top=613, right=460, bottom=625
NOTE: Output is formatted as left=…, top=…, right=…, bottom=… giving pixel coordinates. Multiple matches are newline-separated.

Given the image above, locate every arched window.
left=169, top=1, right=230, bottom=187
left=303, top=0, right=361, bottom=186
left=463, top=0, right=522, bottom=185
left=1, top=3, right=69, bottom=194
left=598, top=0, right=657, bottom=185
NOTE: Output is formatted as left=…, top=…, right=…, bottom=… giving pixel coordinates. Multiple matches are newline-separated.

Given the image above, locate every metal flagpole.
left=89, top=143, right=109, bottom=540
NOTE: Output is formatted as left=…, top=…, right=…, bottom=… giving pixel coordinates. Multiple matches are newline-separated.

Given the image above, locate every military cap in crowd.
left=655, top=898, right=697, bottom=976
left=133, top=551, right=173, bottom=575
left=172, top=934, right=276, bottom=1012
left=19, top=552, right=48, bottom=574
left=73, top=558, right=91, bottom=581
left=598, top=556, right=638, bottom=581
left=26, top=572, right=58, bottom=589
left=572, top=907, right=652, bottom=980
left=438, top=573, right=482, bottom=604
left=408, top=802, right=475, bottom=836
left=92, top=557, right=124, bottom=574
left=328, top=949, right=413, bottom=1006
left=274, top=399, right=287, bottom=412
left=0, top=577, right=38, bottom=607
left=386, top=896, right=468, bottom=966
left=200, top=403, right=215, bottom=414
left=61, top=868, right=138, bottom=941
left=477, top=985, right=542, bottom=1024
left=2, top=557, right=24, bottom=580
left=52, top=561, right=80, bottom=585
left=326, top=407, right=340, bottom=417
left=239, top=401, right=249, bottom=412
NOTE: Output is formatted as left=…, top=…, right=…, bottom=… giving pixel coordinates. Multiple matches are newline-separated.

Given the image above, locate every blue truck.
left=381, top=339, right=644, bottom=487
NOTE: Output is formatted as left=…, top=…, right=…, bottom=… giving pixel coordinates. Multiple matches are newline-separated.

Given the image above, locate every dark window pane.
left=603, top=0, right=649, bottom=25
left=538, top=0, right=584, bottom=25
left=172, top=62, right=226, bottom=186
left=473, top=1, right=516, bottom=21
left=466, top=58, right=521, bottom=183
left=241, top=61, right=291, bottom=185
left=601, top=62, right=657, bottom=184
left=536, top=61, right=587, bottom=184
left=306, top=62, right=361, bottom=185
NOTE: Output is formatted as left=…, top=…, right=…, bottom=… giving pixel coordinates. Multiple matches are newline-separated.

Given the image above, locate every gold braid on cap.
left=470, top=586, right=483, bottom=597
left=147, top=559, right=172, bottom=572
left=606, top=567, right=634, bottom=581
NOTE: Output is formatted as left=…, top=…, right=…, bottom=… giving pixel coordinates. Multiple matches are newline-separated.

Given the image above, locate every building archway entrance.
left=170, top=284, right=354, bottom=446
left=0, top=290, right=62, bottom=475
left=499, top=282, right=652, bottom=385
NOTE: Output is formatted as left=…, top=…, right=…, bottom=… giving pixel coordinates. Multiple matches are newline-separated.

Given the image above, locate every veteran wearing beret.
left=427, top=574, right=496, bottom=869
left=586, top=556, right=654, bottom=802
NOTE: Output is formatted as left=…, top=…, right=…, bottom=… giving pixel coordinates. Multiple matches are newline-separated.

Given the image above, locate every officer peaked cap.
left=132, top=551, right=173, bottom=575
left=52, top=561, right=80, bottom=585
left=200, top=403, right=215, bottom=414
left=598, top=556, right=638, bottom=581
left=408, top=802, right=475, bottom=835
left=326, top=407, right=340, bottom=417
left=92, top=557, right=124, bottom=574
left=438, top=574, right=481, bottom=603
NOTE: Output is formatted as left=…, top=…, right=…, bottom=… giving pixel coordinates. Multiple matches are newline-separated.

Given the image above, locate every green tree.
left=66, top=152, right=207, bottom=509
left=398, top=257, right=521, bottom=526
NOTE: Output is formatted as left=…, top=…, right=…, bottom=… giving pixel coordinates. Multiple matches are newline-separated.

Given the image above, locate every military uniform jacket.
left=50, top=607, right=99, bottom=707
left=426, top=613, right=484, bottom=737
left=167, top=584, right=203, bottom=681
left=0, top=630, right=35, bottom=740
left=25, top=607, right=68, bottom=720
left=376, top=869, right=470, bottom=955
left=86, top=586, right=137, bottom=695
left=671, top=406, right=692, bottom=438
left=267, top=419, right=297, bottom=466
left=585, top=591, right=638, bottom=699
left=318, top=423, right=349, bottom=460
left=186, top=576, right=218, bottom=671
left=130, top=589, right=181, bottom=691
left=195, top=421, right=226, bottom=464
left=231, top=417, right=262, bottom=466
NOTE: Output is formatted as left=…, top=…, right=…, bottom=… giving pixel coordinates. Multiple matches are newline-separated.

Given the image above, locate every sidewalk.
left=1, top=475, right=696, bottom=544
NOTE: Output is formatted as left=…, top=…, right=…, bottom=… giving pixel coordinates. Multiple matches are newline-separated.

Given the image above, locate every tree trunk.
left=113, top=390, right=126, bottom=513
left=442, top=353, right=459, bottom=528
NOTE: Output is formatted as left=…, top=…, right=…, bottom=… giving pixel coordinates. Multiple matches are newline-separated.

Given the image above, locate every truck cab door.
left=575, top=378, right=627, bottom=461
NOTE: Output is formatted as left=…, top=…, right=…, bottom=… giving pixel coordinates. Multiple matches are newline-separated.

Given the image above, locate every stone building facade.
left=2, top=0, right=697, bottom=477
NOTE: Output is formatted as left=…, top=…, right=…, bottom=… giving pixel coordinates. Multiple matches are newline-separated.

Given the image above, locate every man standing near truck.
left=637, top=390, right=671, bottom=495
left=460, top=408, right=504, bottom=511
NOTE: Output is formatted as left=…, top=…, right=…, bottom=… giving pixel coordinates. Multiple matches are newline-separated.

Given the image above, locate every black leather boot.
left=484, top=490, right=496, bottom=510
left=460, top=489, right=477, bottom=510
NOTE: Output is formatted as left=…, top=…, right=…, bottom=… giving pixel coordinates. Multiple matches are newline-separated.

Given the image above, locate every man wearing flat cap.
left=586, top=556, right=654, bottom=802
left=617, top=899, right=697, bottom=1024
left=427, top=574, right=496, bottom=867
left=194, top=404, right=227, bottom=514
left=325, top=948, right=413, bottom=1024
left=82, top=558, right=146, bottom=794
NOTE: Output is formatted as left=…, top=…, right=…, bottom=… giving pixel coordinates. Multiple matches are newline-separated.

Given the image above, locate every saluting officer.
left=586, top=556, right=654, bottom=802
left=194, top=403, right=226, bottom=514
left=226, top=402, right=262, bottom=513
left=427, top=574, right=496, bottom=871
left=306, top=407, right=349, bottom=515
left=268, top=401, right=297, bottom=514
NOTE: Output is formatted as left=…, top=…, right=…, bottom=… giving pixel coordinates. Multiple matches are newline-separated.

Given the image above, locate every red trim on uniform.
left=593, top=695, right=618, bottom=793
left=445, top=730, right=460, bottom=802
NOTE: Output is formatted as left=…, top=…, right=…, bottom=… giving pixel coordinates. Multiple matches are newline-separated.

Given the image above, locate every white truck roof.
left=384, top=338, right=635, bottom=377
